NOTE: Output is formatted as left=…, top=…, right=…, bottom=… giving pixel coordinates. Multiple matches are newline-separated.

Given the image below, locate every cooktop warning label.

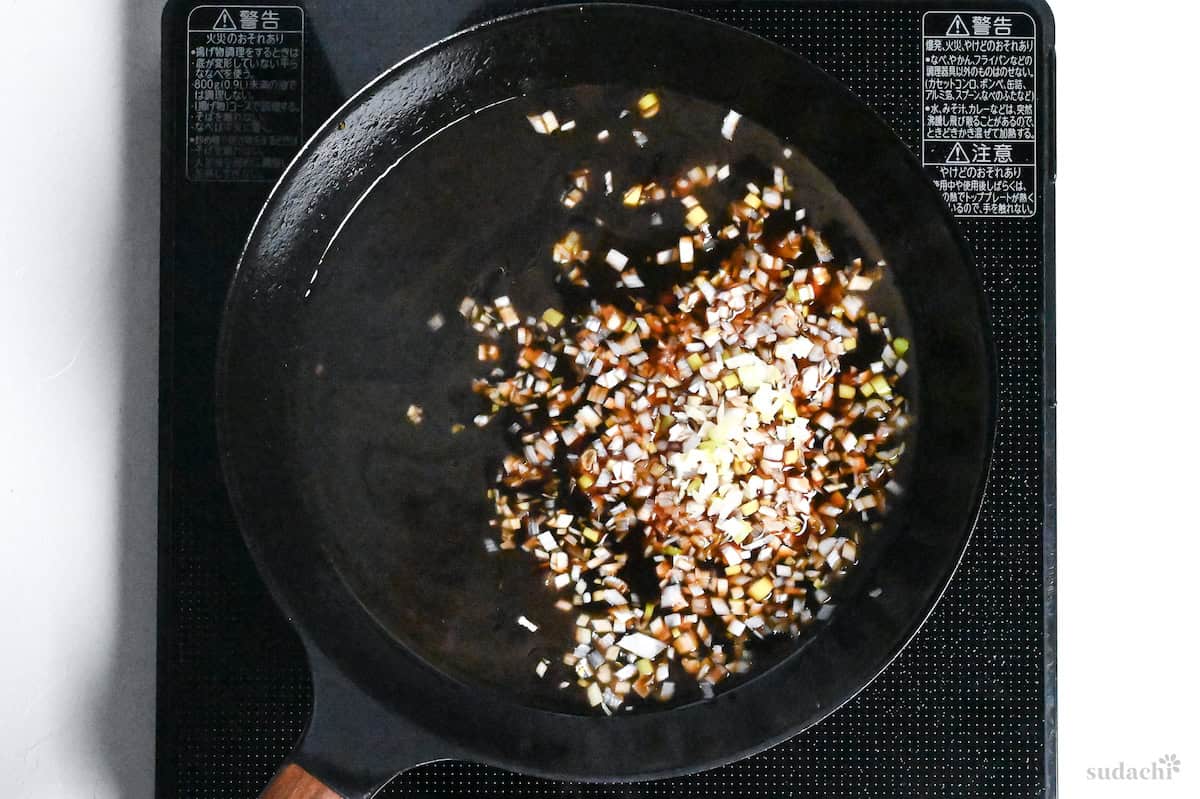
left=922, top=11, right=1037, bottom=218
left=186, top=5, right=304, bottom=182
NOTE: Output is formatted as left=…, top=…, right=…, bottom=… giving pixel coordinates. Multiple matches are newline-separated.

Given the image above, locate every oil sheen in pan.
left=289, top=85, right=917, bottom=715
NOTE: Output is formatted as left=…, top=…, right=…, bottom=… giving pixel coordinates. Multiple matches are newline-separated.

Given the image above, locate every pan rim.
left=215, top=1, right=999, bottom=783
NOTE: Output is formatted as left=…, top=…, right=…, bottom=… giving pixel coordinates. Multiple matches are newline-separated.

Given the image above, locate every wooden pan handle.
left=261, top=763, right=343, bottom=799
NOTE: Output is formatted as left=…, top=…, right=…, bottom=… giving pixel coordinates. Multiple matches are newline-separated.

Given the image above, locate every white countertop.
left=1, top=1, right=1197, bottom=797
left=1, top=1, right=159, bottom=796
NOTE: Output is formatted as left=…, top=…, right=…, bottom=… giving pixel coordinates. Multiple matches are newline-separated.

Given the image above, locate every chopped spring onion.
left=448, top=92, right=912, bottom=712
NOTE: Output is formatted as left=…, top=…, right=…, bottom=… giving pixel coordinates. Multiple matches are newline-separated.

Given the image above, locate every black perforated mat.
left=158, top=2, right=1055, bottom=796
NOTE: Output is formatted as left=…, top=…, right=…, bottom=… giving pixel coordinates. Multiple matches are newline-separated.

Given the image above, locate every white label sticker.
left=922, top=11, right=1037, bottom=218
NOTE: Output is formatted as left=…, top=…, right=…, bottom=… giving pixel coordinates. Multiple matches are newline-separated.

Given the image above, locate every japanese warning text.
left=922, top=11, right=1037, bottom=218
left=186, top=6, right=304, bottom=182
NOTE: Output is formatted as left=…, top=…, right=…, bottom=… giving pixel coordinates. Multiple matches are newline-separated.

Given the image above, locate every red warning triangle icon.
left=945, top=15, right=971, bottom=36
left=946, top=142, right=971, bottom=163
left=213, top=8, right=238, bottom=31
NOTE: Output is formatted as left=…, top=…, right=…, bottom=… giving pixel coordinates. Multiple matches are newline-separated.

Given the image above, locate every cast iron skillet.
left=216, top=5, right=995, bottom=798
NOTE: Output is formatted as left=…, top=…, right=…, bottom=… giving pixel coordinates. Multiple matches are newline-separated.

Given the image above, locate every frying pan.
left=216, top=4, right=995, bottom=798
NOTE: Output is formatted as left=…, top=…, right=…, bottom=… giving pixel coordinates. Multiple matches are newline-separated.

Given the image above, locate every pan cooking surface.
left=291, top=85, right=917, bottom=714
left=216, top=5, right=994, bottom=779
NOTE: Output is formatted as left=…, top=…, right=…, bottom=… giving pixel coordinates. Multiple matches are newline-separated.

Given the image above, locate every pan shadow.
left=87, top=0, right=162, bottom=796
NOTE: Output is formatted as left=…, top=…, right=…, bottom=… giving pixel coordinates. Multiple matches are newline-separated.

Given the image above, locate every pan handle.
left=257, top=645, right=461, bottom=799
left=261, top=764, right=342, bottom=799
